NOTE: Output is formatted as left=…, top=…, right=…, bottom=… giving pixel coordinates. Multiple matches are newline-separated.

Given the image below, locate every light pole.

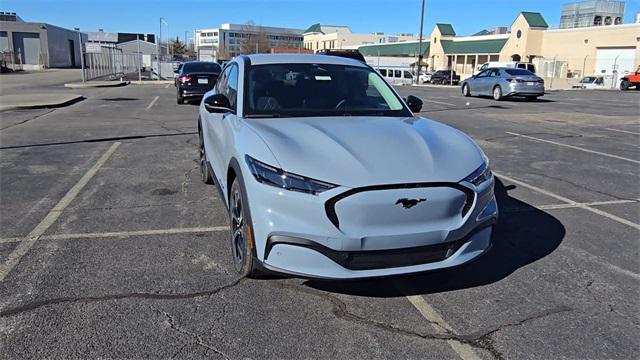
left=158, top=17, right=168, bottom=79
left=75, top=27, right=85, bottom=82
left=416, top=0, right=425, bottom=85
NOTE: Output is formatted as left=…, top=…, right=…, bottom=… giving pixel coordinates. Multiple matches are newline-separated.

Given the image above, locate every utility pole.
left=75, top=27, right=85, bottom=82
left=158, top=17, right=162, bottom=79
left=416, top=0, right=425, bottom=85
left=137, top=36, right=142, bottom=81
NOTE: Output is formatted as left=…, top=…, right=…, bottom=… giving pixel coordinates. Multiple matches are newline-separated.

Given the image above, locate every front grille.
left=324, top=182, right=475, bottom=229
left=333, top=239, right=466, bottom=270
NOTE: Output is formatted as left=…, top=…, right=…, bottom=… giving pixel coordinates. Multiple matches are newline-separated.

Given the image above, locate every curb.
left=64, top=81, right=129, bottom=89
left=130, top=80, right=174, bottom=85
left=0, top=94, right=85, bottom=111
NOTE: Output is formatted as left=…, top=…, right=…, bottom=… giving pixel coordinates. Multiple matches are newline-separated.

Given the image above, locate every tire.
left=525, top=96, right=537, bottom=102
left=229, top=178, right=259, bottom=278
left=462, top=83, right=471, bottom=97
left=492, top=86, right=503, bottom=101
left=620, top=80, right=630, bottom=91
left=177, top=89, right=185, bottom=104
left=198, top=125, right=214, bottom=185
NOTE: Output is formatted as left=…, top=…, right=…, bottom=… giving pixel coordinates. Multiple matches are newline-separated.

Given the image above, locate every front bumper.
left=244, top=168, right=498, bottom=279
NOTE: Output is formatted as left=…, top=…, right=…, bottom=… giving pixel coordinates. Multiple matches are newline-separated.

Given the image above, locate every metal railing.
left=83, top=46, right=138, bottom=81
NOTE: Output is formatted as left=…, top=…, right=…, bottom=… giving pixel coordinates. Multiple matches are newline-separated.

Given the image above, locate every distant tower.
left=559, top=0, right=625, bottom=29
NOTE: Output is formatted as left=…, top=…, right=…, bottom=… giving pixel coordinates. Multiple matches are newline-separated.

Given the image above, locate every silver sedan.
left=461, top=67, right=545, bottom=101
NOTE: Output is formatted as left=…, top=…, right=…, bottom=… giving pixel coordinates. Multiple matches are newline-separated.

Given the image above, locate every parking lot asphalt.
left=0, top=81, right=638, bottom=359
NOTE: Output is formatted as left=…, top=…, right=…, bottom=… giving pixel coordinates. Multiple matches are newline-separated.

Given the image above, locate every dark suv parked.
left=430, top=70, right=460, bottom=85
left=175, top=61, right=222, bottom=104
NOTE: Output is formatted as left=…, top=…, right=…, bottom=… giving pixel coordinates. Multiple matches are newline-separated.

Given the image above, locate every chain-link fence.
left=531, top=55, right=636, bottom=89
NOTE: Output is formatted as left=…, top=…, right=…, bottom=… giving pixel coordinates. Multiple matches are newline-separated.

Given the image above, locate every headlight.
left=463, top=160, right=492, bottom=186
left=245, top=155, right=337, bottom=195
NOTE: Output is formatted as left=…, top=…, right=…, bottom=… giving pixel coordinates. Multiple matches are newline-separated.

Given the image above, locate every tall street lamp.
left=416, top=0, right=425, bottom=85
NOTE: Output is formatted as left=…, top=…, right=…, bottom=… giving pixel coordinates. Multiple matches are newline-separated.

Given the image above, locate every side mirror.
left=204, top=94, right=232, bottom=113
left=405, top=95, right=423, bottom=113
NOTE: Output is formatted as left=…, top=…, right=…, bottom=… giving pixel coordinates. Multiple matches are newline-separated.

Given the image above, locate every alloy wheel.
left=230, top=188, right=246, bottom=272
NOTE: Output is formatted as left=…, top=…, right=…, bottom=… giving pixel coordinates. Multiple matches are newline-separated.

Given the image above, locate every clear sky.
left=3, top=0, right=639, bottom=40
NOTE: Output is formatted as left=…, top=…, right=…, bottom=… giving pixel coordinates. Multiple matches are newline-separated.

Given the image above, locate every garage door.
left=595, top=47, right=635, bottom=76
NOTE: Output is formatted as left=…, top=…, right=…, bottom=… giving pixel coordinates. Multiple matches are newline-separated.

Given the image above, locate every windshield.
left=505, top=69, right=534, bottom=76
left=245, top=63, right=410, bottom=118
left=183, top=62, right=221, bottom=73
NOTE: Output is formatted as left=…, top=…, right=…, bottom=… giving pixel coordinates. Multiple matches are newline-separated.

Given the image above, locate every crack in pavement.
left=150, top=305, right=229, bottom=359
left=0, top=277, right=245, bottom=318
left=281, top=282, right=572, bottom=360
left=0, top=109, right=57, bottom=130
left=181, top=165, right=199, bottom=194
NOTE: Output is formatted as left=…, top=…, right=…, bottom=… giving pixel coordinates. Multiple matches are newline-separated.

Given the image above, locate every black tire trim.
left=228, top=158, right=260, bottom=263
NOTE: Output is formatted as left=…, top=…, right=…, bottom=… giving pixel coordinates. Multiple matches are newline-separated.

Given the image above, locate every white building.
left=194, top=24, right=303, bottom=60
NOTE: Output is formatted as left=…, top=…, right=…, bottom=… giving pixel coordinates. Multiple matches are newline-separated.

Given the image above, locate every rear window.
left=505, top=69, right=533, bottom=76
left=183, top=62, right=222, bottom=73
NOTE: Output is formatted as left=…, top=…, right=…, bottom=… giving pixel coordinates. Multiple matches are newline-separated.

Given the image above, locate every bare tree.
left=216, top=45, right=231, bottom=61
left=239, top=21, right=271, bottom=54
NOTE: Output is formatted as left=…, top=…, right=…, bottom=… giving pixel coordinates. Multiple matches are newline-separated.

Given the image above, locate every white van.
left=374, top=67, right=414, bottom=85
left=474, top=62, right=536, bottom=75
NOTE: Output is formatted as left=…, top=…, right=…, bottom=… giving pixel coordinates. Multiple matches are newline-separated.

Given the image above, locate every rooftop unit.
left=559, top=0, right=625, bottom=29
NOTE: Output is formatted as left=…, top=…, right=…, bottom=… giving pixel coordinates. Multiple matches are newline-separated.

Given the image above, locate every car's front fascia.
left=237, top=148, right=497, bottom=279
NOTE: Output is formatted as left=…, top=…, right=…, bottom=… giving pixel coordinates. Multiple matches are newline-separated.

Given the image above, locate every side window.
left=227, top=64, right=239, bottom=111
left=490, top=69, right=501, bottom=77
left=379, top=69, right=387, bottom=76
left=215, top=67, right=230, bottom=95
left=403, top=71, right=413, bottom=79
left=476, top=69, right=490, bottom=78
left=595, top=77, right=603, bottom=85
left=394, top=70, right=401, bottom=78
left=517, top=63, right=525, bottom=69
left=480, top=64, right=488, bottom=71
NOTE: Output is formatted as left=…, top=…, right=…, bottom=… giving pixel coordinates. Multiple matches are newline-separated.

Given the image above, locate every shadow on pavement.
left=303, top=178, right=565, bottom=297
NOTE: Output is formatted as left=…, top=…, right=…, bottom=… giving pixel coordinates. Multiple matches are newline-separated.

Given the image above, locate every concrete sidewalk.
left=0, top=93, right=84, bottom=111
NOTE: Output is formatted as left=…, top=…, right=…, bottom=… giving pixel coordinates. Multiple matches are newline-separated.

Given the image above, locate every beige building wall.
left=540, top=23, right=640, bottom=76
left=500, top=14, right=544, bottom=62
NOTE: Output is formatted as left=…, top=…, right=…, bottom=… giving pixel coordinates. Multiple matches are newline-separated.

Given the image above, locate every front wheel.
left=198, top=126, right=214, bottom=185
left=462, top=83, right=471, bottom=97
left=620, top=80, right=630, bottom=91
left=229, top=178, right=259, bottom=278
left=493, top=86, right=503, bottom=101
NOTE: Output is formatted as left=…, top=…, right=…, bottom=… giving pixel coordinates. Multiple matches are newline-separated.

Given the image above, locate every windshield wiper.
left=245, top=114, right=281, bottom=118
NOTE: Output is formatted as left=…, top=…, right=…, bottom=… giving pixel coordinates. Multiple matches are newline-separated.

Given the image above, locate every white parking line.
left=0, top=142, right=121, bottom=282
left=495, top=172, right=640, bottom=230
left=0, top=226, right=229, bottom=245
left=406, top=295, right=480, bottom=360
left=145, top=96, right=159, bottom=111
left=604, top=128, right=640, bottom=136
left=506, top=131, right=640, bottom=165
left=537, top=199, right=638, bottom=210
left=164, top=84, right=171, bottom=89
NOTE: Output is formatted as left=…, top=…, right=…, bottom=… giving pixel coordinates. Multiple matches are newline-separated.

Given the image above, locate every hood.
left=244, top=116, right=484, bottom=188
